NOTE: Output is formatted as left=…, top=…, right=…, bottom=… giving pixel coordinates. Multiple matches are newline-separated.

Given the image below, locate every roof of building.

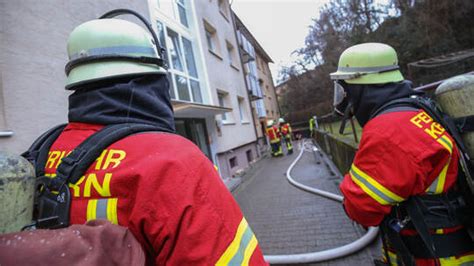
left=232, top=11, right=273, bottom=63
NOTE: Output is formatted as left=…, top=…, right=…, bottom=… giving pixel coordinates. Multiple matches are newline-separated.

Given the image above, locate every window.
left=157, top=0, right=189, bottom=28
left=157, top=0, right=175, bottom=19
left=238, top=96, right=249, bottom=123
left=203, top=20, right=220, bottom=57
left=226, top=41, right=237, bottom=68
left=205, top=30, right=214, bottom=51
left=246, top=150, right=253, bottom=163
left=256, top=99, right=266, bottom=118
left=159, top=21, right=203, bottom=103
left=176, top=0, right=188, bottom=27
left=167, top=29, right=184, bottom=72
left=229, top=156, right=238, bottom=168
left=218, top=0, right=230, bottom=20
left=175, top=75, right=190, bottom=101
left=218, top=92, right=229, bottom=122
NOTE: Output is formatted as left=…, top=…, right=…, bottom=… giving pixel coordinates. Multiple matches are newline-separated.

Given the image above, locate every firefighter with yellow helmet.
left=17, top=9, right=267, bottom=265
left=331, top=43, right=474, bottom=265
left=266, top=120, right=283, bottom=157
left=279, top=118, right=293, bottom=155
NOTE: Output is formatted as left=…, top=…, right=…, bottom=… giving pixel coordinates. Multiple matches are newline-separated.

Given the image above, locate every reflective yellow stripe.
left=388, top=252, right=398, bottom=266
left=437, top=135, right=453, bottom=154
left=106, top=198, right=119, bottom=225
left=350, top=164, right=404, bottom=205
left=382, top=250, right=399, bottom=266
left=87, top=198, right=118, bottom=224
left=216, top=218, right=249, bottom=265
left=439, top=254, right=474, bottom=265
left=350, top=171, right=389, bottom=205
left=435, top=159, right=450, bottom=194
left=86, top=199, right=98, bottom=221
left=385, top=244, right=474, bottom=265
left=241, top=235, right=258, bottom=266
left=427, top=135, right=453, bottom=194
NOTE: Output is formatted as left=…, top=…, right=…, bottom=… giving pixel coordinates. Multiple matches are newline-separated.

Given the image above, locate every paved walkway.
left=233, top=140, right=380, bottom=265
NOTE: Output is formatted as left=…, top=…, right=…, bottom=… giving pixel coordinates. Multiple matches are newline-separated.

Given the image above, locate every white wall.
left=193, top=0, right=257, bottom=153
left=0, top=0, right=150, bottom=153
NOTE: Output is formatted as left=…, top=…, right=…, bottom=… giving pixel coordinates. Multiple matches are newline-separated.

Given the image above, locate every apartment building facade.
left=233, top=14, right=280, bottom=152
left=0, top=0, right=266, bottom=182
left=0, top=0, right=151, bottom=152
left=149, top=0, right=258, bottom=179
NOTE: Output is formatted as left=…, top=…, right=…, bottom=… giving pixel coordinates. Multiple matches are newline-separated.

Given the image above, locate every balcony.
left=246, top=75, right=263, bottom=100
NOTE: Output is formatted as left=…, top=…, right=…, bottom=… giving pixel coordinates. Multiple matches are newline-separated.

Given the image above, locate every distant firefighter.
left=279, top=118, right=293, bottom=155
left=266, top=120, right=282, bottom=157
left=308, top=115, right=317, bottom=137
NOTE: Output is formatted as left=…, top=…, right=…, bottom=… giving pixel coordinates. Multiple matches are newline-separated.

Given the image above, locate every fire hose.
left=264, top=139, right=379, bottom=264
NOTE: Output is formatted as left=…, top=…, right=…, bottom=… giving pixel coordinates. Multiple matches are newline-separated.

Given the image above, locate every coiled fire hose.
left=264, top=139, right=379, bottom=264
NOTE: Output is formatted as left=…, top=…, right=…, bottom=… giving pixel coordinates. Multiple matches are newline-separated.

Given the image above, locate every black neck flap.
left=68, top=75, right=175, bottom=132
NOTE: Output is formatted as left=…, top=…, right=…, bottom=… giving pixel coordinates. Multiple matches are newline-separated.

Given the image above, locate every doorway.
left=175, top=118, right=212, bottom=160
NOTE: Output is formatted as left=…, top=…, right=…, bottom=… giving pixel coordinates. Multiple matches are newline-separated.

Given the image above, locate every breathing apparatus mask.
left=333, top=80, right=351, bottom=116
left=333, top=80, right=354, bottom=134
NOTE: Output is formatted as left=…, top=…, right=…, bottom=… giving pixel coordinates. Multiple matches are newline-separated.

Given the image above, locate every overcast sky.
left=231, top=0, right=331, bottom=84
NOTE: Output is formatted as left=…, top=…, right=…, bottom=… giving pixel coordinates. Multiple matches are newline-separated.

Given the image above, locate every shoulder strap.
left=370, top=97, right=420, bottom=119
left=49, top=123, right=169, bottom=190
left=21, top=123, right=68, bottom=177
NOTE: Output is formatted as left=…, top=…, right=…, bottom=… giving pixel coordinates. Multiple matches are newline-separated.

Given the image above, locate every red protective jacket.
left=340, top=109, right=474, bottom=265
left=280, top=123, right=292, bottom=137
left=44, top=122, right=268, bottom=266
left=266, top=126, right=280, bottom=143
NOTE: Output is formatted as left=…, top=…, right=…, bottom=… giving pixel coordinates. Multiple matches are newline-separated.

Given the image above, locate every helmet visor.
left=333, top=81, right=346, bottom=107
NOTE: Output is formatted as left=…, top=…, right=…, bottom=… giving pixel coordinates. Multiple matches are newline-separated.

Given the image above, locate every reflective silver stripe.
left=350, top=169, right=398, bottom=204
left=69, top=45, right=156, bottom=60
left=228, top=225, right=255, bottom=265
left=426, top=177, right=440, bottom=194
left=96, top=199, right=108, bottom=219
left=337, top=65, right=399, bottom=73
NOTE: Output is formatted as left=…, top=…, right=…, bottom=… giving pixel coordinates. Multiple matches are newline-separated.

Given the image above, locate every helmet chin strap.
left=339, top=102, right=353, bottom=134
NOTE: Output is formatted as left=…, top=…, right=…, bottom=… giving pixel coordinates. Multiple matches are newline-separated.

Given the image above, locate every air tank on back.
left=435, top=74, right=474, bottom=159
left=0, top=151, right=35, bottom=233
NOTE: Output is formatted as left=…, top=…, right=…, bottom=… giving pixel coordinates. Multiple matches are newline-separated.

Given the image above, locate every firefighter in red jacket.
left=330, top=43, right=474, bottom=265
left=278, top=118, right=293, bottom=155
left=33, top=14, right=267, bottom=265
left=266, top=120, right=283, bottom=157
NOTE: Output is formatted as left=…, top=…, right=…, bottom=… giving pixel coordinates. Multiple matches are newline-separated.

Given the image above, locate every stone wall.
left=314, top=129, right=357, bottom=175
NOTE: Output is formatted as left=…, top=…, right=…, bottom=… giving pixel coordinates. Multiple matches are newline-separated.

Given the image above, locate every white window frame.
left=175, top=0, right=189, bottom=28
left=157, top=20, right=203, bottom=103
left=217, top=90, right=233, bottom=124
left=218, top=0, right=230, bottom=21
left=238, top=96, right=250, bottom=123
left=226, top=40, right=239, bottom=70
left=203, top=20, right=221, bottom=58
left=156, top=0, right=189, bottom=28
